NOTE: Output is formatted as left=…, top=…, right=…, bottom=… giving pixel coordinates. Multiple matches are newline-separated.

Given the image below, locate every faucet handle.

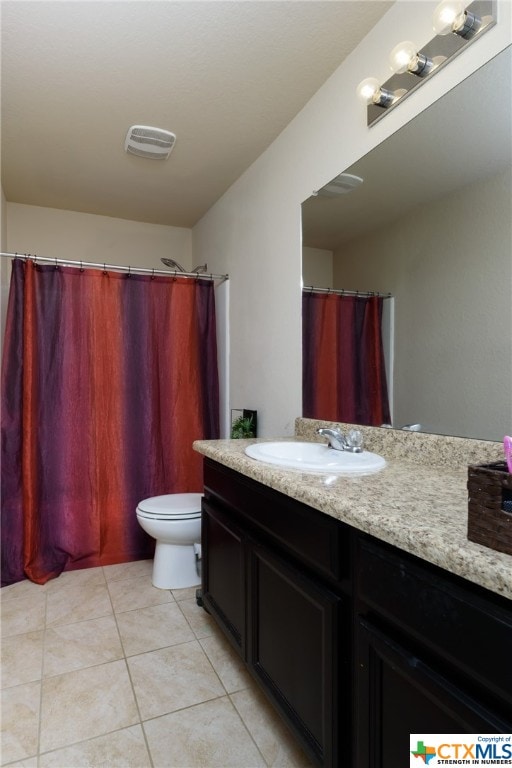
left=346, top=429, right=364, bottom=453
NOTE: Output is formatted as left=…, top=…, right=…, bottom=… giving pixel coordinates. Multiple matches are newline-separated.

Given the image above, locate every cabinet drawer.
left=357, top=537, right=512, bottom=708
left=204, top=460, right=350, bottom=585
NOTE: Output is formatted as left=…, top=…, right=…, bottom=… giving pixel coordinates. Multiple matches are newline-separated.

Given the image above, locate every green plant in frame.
left=231, top=415, right=256, bottom=439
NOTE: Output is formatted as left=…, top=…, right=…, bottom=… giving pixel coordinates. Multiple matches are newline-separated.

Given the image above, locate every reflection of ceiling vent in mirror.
left=124, top=125, right=176, bottom=160
left=315, top=173, right=364, bottom=197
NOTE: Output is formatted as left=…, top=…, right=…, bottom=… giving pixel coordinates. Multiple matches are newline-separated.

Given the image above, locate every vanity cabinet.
left=201, top=498, right=246, bottom=655
left=201, top=459, right=351, bottom=766
left=200, top=459, right=512, bottom=768
left=247, top=543, right=349, bottom=766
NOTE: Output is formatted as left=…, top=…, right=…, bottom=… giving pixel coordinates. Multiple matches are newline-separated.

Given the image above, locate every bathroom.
left=1, top=1, right=511, bottom=766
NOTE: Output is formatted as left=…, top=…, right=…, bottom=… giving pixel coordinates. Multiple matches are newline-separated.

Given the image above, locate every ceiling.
left=302, top=45, right=512, bottom=250
left=1, top=0, right=392, bottom=229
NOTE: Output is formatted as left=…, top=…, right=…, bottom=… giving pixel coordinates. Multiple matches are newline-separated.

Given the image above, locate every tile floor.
left=1, top=559, right=313, bottom=768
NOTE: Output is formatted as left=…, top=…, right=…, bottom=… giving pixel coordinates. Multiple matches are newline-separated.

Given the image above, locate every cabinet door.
left=201, top=499, right=246, bottom=656
left=355, top=618, right=511, bottom=768
left=248, top=544, right=348, bottom=768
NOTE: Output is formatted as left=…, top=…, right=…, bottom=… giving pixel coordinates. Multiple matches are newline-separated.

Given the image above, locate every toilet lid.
left=137, top=493, right=203, bottom=520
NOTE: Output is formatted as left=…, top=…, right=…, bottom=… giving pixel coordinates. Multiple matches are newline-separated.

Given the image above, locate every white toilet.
left=136, top=493, right=202, bottom=589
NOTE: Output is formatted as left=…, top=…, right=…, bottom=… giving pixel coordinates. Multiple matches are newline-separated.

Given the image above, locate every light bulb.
left=433, top=1, right=466, bottom=35
left=356, top=77, right=381, bottom=104
left=389, top=41, right=418, bottom=74
left=356, top=78, right=395, bottom=109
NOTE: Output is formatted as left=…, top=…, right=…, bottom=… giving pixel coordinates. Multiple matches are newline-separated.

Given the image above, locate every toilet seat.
left=136, top=493, right=202, bottom=521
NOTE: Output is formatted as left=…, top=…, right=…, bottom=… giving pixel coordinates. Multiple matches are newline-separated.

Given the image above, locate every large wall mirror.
left=301, top=47, right=511, bottom=442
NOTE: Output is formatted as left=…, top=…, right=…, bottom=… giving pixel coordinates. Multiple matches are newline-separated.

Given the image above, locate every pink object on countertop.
left=504, top=436, right=512, bottom=473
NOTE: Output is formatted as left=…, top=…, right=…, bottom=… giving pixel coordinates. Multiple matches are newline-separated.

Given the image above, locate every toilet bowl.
left=136, top=493, right=202, bottom=589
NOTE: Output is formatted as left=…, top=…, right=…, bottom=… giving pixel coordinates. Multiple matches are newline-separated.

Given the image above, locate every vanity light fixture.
left=357, top=0, right=496, bottom=127
left=433, top=0, right=482, bottom=38
left=356, top=77, right=396, bottom=107
left=389, top=41, right=434, bottom=78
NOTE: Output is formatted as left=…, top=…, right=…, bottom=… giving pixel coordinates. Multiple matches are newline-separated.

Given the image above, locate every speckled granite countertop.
left=194, top=420, right=511, bottom=601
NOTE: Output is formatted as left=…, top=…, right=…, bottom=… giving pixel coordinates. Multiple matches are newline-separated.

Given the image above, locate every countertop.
left=193, top=428, right=511, bottom=601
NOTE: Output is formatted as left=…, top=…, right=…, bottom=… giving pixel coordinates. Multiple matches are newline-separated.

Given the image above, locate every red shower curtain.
left=1, top=259, right=220, bottom=586
left=302, top=291, right=390, bottom=426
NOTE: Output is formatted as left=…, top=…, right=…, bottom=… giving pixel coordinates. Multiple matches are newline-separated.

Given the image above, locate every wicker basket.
left=467, top=461, right=512, bottom=555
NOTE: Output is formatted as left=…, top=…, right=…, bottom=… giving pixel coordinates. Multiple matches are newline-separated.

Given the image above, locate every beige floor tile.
left=127, top=640, right=224, bottom=720
left=116, top=601, right=194, bottom=656
left=171, top=585, right=198, bottom=602
left=1, top=758, right=38, bottom=767
left=0, top=580, right=47, bottom=602
left=39, top=659, right=139, bottom=753
left=107, top=573, right=173, bottom=614
left=38, top=725, right=151, bottom=767
left=231, top=688, right=314, bottom=768
left=46, top=566, right=106, bottom=593
left=0, top=682, right=41, bottom=765
left=1, top=632, right=44, bottom=689
left=200, top=630, right=252, bottom=694
left=102, top=559, right=153, bottom=583
left=0, top=594, right=46, bottom=638
left=43, top=616, right=123, bottom=677
left=45, top=583, right=112, bottom=628
left=144, top=696, right=266, bottom=768
left=178, top=596, right=217, bottom=638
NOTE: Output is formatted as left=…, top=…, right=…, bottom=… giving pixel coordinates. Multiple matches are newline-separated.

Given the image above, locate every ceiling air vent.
left=315, top=173, right=364, bottom=197
left=124, top=125, right=176, bottom=160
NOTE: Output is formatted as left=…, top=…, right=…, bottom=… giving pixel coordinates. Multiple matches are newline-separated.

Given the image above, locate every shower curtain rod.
left=0, top=252, right=229, bottom=282
left=303, top=285, right=392, bottom=299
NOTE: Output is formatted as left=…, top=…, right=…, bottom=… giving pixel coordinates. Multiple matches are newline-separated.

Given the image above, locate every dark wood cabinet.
left=355, top=618, right=510, bottom=768
left=200, top=461, right=349, bottom=765
left=248, top=543, right=349, bottom=766
left=200, top=459, right=512, bottom=768
left=201, top=498, right=246, bottom=655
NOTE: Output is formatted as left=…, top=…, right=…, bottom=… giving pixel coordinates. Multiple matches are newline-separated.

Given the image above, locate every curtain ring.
left=173, top=269, right=177, bottom=282
left=103, top=263, right=107, bottom=276
left=55, top=257, right=59, bottom=270
left=151, top=268, right=155, bottom=280
left=80, top=261, right=84, bottom=273
left=127, top=265, right=131, bottom=278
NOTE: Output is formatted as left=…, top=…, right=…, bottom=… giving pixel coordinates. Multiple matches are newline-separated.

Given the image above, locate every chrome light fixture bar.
left=357, top=0, right=497, bottom=127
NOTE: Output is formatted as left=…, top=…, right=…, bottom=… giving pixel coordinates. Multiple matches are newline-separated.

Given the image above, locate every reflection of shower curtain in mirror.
left=1, top=259, right=220, bottom=586
left=302, top=291, right=390, bottom=426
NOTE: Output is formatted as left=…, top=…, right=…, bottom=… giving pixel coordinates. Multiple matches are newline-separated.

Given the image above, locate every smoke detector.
left=314, top=173, right=364, bottom=197
left=124, top=125, right=176, bottom=160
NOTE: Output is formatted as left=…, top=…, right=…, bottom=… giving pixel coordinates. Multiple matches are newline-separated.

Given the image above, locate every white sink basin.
left=245, top=441, right=386, bottom=474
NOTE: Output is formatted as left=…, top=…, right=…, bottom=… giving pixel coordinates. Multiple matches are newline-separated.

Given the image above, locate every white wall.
left=193, top=1, right=512, bottom=437
left=302, top=246, right=333, bottom=289
left=6, top=203, right=192, bottom=269
left=1, top=187, right=9, bottom=356
left=333, top=170, right=511, bottom=441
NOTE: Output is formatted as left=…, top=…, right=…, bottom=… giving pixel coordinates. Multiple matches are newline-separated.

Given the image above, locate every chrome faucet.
left=317, top=427, right=364, bottom=453
left=316, top=428, right=348, bottom=451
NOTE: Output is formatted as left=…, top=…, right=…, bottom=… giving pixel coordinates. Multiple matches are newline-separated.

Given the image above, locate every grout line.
left=228, top=691, right=272, bottom=768
left=36, top=723, right=151, bottom=765
left=106, top=573, right=155, bottom=768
